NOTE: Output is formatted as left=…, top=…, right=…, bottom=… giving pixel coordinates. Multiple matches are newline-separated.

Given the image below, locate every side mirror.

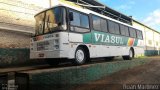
left=69, top=12, right=74, bottom=21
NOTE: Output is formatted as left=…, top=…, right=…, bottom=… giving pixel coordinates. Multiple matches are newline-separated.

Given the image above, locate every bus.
left=30, top=3, right=144, bottom=65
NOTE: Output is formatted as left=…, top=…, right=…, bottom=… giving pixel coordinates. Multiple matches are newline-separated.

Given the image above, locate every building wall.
left=0, top=29, right=30, bottom=48
left=0, top=0, right=50, bottom=48
left=132, top=21, right=160, bottom=56
left=0, top=0, right=51, bottom=66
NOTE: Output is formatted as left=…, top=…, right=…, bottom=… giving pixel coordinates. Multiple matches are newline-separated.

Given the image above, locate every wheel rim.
left=129, top=50, right=133, bottom=58
left=76, top=49, right=84, bottom=63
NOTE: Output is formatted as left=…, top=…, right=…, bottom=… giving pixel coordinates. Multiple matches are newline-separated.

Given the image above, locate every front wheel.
left=73, top=47, right=87, bottom=65
left=123, top=49, right=134, bottom=60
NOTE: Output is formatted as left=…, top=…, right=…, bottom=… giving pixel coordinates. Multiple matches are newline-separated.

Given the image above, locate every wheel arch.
left=130, top=47, right=135, bottom=57
left=76, top=44, right=90, bottom=60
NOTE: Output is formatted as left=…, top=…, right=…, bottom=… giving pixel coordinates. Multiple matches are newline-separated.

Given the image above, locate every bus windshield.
left=35, top=7, right=66, bottom=36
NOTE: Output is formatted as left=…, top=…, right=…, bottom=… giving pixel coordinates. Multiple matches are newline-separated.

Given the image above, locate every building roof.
left=133, top=19, right=160, bottom=34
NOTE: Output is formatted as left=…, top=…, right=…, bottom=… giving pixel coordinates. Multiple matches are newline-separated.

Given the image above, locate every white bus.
left=30, top=3, right=144, bottom=65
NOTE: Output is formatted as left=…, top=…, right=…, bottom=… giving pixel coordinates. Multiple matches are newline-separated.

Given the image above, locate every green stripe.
left=83, top=31, right=139, bottom=46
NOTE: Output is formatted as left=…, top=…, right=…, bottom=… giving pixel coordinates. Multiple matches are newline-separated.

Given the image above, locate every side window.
left=70, top=10, right=80, bottom=26
left=80, top=14, right=89, bottom=28
left=101, top=19, right=107, bottom=32
left=125, top=27, right=129, bottom=36
left=108, top=20, right=115, bottom=33
left=108, top=20, right=120, bottom=34
left=120, top=25, right=129, bottom=36
left=137, top=30, right=143, bottom=39
left=69, top=10, right=90, bottom=33
left=114, top=23, right=120, bottom=34
left=92, top=15, right=101, bottom=31
left=129, top=28, right=137, bottom=38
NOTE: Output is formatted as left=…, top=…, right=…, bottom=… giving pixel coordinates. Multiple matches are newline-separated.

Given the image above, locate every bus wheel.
left=73, top=47, right=86, bottom=65
left=46, top=59, right=60, bottom=66
left=123, top=49, right=134, bottom=60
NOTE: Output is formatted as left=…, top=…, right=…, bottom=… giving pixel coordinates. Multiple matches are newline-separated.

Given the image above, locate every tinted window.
left=80, top=14, right=89, bottom=28
left=137, top=30, right=143, bottom=39
left=129, top=28, right=137, bottom=38
left=108, top=21, right=120, bottom=34
left=70, top=10, right=80, bottom=26
left=114, top=23, right=120, bottom=34
left=108, top=21, right=115, bottom=33
left=120, top=25, right=129, bottom=36
left=92, top=15, right=101, bottom=31
left=35, top=12, right=45, bottom=35
left=69, top=10, right=90, bottom=33
left=101, top=19, right=107, bottom=32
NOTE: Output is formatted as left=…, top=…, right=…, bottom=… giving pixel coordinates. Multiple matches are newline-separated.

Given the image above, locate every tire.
left=73, top=47, right=87, bottom=65
left=46, top=59, right=60, bottom=66
left=123, top=49, right=134, bottom=60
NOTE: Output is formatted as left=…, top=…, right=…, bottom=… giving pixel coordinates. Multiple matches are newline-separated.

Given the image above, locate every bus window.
left=120, top=25, right=129, bottom=36
left=69, top=10, right=90, bottom=32
left=129, top=28, right=137, bottom=38
left=92, top=15, right=101, bottom=31
left=70, top=10, right=80, bottom=27
left=114, top=23, right=120, bottom=34
left=35, top=12, right=45, bottom=35
left=137, top=30, right=143, bottom=39
left=80, top=14, right=89, bottom=28
left=108, top=21, right=120, bottom=34
left=108, top=20, right=115, bottom=33
left=100, top=19, right=107, bottom=32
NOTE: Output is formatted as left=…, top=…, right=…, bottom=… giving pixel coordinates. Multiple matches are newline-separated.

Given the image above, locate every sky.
left=98, top=0, right=160, bottom=32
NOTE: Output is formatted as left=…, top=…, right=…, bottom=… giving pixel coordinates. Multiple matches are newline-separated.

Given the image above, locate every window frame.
left=129, top=27, right=137, bottom=38
left=68, top=8, right=91, bottom=33
left=91, top=14, right=108, bottom=32
left=136, top=30, right=143, bottom=40
left=120, top=24, right=130, bottom=37
left=34, top=6, right=67, bottom=36
left=108, top=20, right=120, bottom=35
left=92, top=15, right=101, bottom=31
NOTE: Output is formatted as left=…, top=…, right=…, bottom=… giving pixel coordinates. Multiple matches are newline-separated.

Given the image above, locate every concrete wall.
left=0, top=0, right=49, bottom=67
left=0, top=30, right=30, bottom=48
left=15, top=59, right=150, bottom=90
left=0, top=0, right=44, bottom=48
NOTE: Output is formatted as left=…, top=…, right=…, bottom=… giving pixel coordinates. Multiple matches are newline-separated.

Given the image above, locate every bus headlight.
left=54, top=39, right=59, bottom=45
left=54, top=45, right=59, bottom=50
left=54, top=39, right=59, bottom=50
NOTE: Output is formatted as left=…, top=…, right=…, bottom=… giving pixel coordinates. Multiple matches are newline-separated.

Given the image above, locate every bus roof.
left=34, top=2, right=141, bottom=31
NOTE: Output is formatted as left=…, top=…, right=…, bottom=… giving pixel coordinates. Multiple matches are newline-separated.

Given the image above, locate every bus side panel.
left=134, top=39, right=145, bottom=57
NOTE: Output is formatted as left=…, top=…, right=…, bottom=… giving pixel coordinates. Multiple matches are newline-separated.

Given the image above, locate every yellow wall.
left=133, top=21, right=160, bottom=52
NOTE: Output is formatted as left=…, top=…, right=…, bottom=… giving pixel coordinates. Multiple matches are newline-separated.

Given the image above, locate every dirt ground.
left=72, top=57, right=160, bottom=90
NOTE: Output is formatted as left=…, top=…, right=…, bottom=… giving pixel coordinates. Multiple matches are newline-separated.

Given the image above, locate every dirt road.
left=72, top=57, right=160, bottom=90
